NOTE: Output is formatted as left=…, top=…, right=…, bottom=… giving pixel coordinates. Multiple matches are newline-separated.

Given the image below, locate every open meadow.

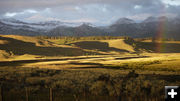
left=0, top=35, right=180, bottom=101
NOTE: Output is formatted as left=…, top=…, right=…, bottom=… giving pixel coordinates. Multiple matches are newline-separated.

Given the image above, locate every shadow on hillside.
left=73, top=41, right=129, bottom=52
left=114, top=56, right=149, bottom=60
left=0, top=36, right=100, bottom=56
left=136, top=42, right=180, bottom=53
left=123, top=39, right=180, bottom=53
left=0, top=56, right=149, bottom=66
left=0, top=57, right=104, bottom=66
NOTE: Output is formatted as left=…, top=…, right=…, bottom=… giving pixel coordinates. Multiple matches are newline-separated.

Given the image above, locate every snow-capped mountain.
left=0, top=18, right=99, bottom=36
left=114, top=18, right=136, bottom=25
left=143, top=16, right=169, bottom=23
left=0, top=18, right=82, bottom=32
left=1, top=16, right=180, bottom=40
left=143, top=16, right=158, bottom=23
left=1, top=18, right=26, bottom=24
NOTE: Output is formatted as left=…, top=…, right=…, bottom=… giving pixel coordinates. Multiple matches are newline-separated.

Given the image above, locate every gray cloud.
left=0, top=0, right=164, bottom=13
left=0, top=0, right=180, bottom=25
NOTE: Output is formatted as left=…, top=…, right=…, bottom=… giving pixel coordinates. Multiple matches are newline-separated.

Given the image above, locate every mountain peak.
left=115, top=18, right=135, bottom=24
left=143, top=16, right=158, bottom=23
left=78, top=23, right=94, bottom=28
left=37, top=20, right=63, bottom=26
left=143, top=16, right=169, bottom=23
left=158, top=16, right=168, bottom=21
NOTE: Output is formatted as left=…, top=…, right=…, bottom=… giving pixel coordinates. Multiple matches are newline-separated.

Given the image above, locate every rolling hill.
left=1, top=35, right=180, bottom=61
left=0, top=35, right=91, bottom=60
left=0, top=35, right=137, bottom=60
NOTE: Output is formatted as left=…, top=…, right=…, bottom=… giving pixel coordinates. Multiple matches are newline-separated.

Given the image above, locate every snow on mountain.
left=1, top=18, right=27, bottom=26
left=114, top=18, right=135, bottom=24
left=143, top=16, right=158, bottom=23
left=0, top=18, right=82, bottom=32
left=1, top=16, right=180, bottom=40
left=143, top=16, right=169, bottom=23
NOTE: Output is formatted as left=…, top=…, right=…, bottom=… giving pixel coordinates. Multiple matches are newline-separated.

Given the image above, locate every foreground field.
left=0, top=35, right=180, bottom=101
left=0, top=53, right=180, bottom=101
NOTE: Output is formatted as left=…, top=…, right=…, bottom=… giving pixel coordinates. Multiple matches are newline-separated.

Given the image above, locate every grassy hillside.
left=1, top=35, right=180, bottom=100
left=0, top=35, right=135, bottom=60
left=0, top=35, right=53, bottom=46
left=101, top=39, right=135, bottom=52
left=0, top=35, right=100, bottom=60
left=1, top=35, right=180, bottom=61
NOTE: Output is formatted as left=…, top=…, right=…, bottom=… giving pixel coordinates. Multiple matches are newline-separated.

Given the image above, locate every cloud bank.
left=0, top=0, right=180, bottom=25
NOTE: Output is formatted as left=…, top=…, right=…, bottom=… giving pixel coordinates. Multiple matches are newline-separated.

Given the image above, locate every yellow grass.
left=1, top=35, right=180, bottom=101
left=101, top=39, right=135, bottom=52
left=0, top=35, right=53, bottom=46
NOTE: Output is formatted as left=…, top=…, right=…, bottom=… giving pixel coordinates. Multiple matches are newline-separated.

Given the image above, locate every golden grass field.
left=0, top=35, right=180, bottom=101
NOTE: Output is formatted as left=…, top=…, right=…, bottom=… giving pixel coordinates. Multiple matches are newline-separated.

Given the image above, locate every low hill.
left=101, top=39, right=135, bottom=52
left=1, top=35, right=180, bottom=61
left=71, top=39, right=135, bottom=54
left=0, top=35, right=53, bottom=46
left=0, top=35, right=137, bottom=60
left=0, top=35, right=97, bottom=60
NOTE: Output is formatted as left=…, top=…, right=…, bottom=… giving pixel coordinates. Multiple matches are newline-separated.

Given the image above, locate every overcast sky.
left=0, top=0, right=180, bottom=25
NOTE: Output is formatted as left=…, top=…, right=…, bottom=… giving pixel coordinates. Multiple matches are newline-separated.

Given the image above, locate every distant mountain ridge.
left=0, top=16, right=180, bottom=40
left=114, top=18, right=136, bottom=24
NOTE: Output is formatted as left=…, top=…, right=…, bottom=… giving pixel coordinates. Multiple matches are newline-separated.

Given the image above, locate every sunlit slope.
left=101, top=39, right=135, bottom=52
left=0, top=50, right=11, bottom=59
left=0, top=35, right=94, bottom=60
left=0, top=35, right=135, bottom=60
left=71, top=39, right=135, bottom=54
left=1, top=35, right=180, bottom=61
left=0, top=35, right=53, bottom=46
